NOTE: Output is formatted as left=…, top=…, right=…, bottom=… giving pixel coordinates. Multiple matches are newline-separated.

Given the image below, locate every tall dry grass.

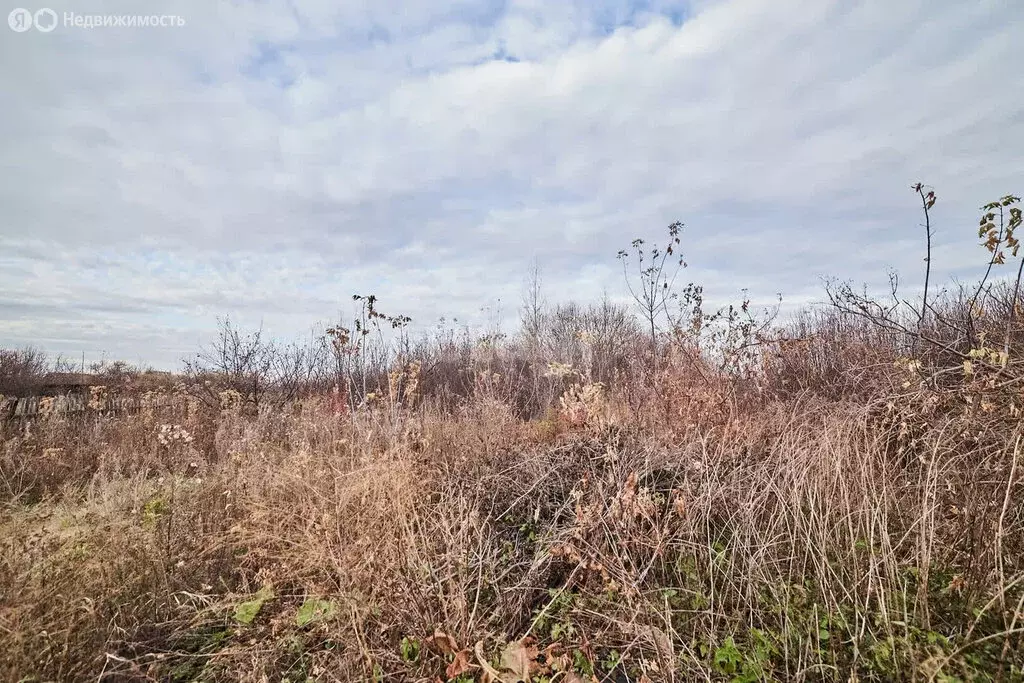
left=4, top=189, right=1024, bottom=680
left=2, top=299, right=1023, bottom=682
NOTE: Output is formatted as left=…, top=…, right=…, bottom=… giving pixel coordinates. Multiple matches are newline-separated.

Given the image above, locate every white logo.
left=8, top=7, right=32, bottom=31
left=34, top=7, right=57, bottom=32
left=8, top=8, right=185, bottom=32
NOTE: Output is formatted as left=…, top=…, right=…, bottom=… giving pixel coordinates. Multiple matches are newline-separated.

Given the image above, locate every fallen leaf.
left=294, top=598, right=335, bottom=627
left=233, top=585, right=274, bottom=625
left=647, top=625, right=674, bottom=662
left=499, top=637, right=539, bottom=681
left=543, top=643, right=569, bottom=672
left=446, top=649, right=476, bottom=680
left=426, top=629, right=460, bottom=656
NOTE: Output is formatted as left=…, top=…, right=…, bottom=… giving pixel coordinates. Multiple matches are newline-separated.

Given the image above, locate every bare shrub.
left=0, top=346, right=48, bottom=396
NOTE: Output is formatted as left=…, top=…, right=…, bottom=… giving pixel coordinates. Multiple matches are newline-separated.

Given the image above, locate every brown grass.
left=3, top=309, right=1023, bottom=683
left=6, top=187, right=1024, bottom=682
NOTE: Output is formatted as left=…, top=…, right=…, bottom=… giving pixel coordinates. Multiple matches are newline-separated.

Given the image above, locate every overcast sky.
left=2, top=0, right=1022, bottom=369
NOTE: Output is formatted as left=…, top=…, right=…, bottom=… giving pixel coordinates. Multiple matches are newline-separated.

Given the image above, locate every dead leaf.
left=446, top=649, right=476, bottom=680
left=647, top=625, right=674, bottom=661
left=426, top=629, right=459, bottom=656
left=499, top=636, right=539, bottom=681
left=542, top=643, right=569, bottom=672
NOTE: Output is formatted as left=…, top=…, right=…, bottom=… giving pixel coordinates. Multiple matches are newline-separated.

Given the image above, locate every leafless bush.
left=183, top=318, right=335, bottom=412
left=183, top=317, right=277, bottom=410
left=758, top=308, right=901, bottom=400
left=0, top=346, right=48, bottom=396
left=539, top=298, right=641, bottom=384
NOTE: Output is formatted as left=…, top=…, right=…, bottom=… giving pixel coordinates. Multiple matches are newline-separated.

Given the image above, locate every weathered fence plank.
left=4, top=394, right=176, bottom=419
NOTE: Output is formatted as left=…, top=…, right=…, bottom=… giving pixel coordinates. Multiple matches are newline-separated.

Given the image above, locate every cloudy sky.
left=1, top=0, right=1022, bottom=368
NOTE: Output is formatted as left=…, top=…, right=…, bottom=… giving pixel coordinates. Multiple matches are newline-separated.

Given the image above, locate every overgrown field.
left=3, top=191, right=1024, bottom=681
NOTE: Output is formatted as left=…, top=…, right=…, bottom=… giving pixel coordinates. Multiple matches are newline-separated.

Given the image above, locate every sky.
left=1, top=0, right=1022, bottom=369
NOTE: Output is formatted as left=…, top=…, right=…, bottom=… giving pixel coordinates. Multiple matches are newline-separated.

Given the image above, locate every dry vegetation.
left=2, top=188, right=1024, bottom=682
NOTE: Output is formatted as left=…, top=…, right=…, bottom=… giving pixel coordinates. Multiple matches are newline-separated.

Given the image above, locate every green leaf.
left=233, top=585, right=274, bottom=624
left=713, top=637, right=742, bottom=675
left=295, top=597, right=336, bottom=627
left=400, top=636, right=421, bottom=663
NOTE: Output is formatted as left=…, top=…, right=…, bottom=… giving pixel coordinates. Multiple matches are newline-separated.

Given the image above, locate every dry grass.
left=2, top=322, right=1023, bottom=683
left=8, top=226, right=1024, bottom=683
left=5, top=186, right=1023, bottom=682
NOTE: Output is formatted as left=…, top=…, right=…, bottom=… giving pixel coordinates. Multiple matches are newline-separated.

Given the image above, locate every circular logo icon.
left=34, top=8, right=57, bottom=32
left=8, top=8, right=32, bottom=32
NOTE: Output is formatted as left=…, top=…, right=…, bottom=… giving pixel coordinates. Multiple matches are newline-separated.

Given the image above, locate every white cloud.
left=1, top=0, right=1022, bottom=367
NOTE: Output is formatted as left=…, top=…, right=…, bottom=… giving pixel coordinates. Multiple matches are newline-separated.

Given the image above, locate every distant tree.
left=520, top=258, right=546, bottom=350
left=617, top=221, right=687, bottom=364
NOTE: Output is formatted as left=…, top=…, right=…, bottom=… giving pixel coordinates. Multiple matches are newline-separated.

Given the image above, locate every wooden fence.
left=2, top=394, right=178, bottom=419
